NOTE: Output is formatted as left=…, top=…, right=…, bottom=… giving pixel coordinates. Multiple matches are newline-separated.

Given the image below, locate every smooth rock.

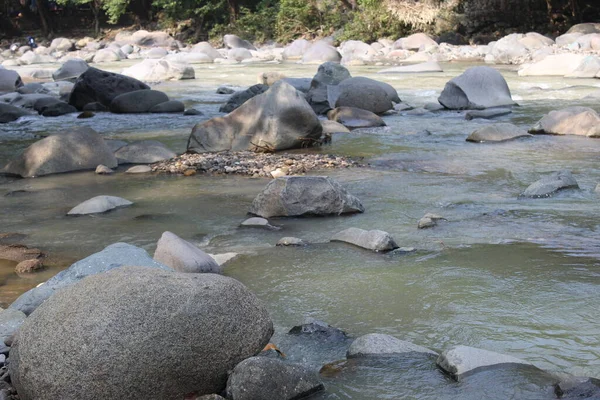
left=125, top=165, right=152, bottom=174
left=122, top=59, right=195, bottom=81
left=226, top=357, right=324, bottom=400
left=518, top=54, right=586, bottom=76
left=52, top=59, right=88, bottom=82
left=555, top=377, right=600, bottom=399
left=565, top=55, right=600, bottom=78
left=306, top=62, right=351, bottom=114
left=149, top=100, right=185, bottom=113
left=219, top=84, right=268, bottom=114
left=166, top=52, right=213, bottom=64
left=0, top=68, right=23, bottom=92
left=92, top=48, right=125, bottom=63
left=327, top=106, right=386, bottom=129
left=0, top=308, right=26, bottom=354
left=465, top=108, right=512, bottom=120
left=282, top=39, right=311, bottom=60
left=331, top=227, right=398, bottom=252
left=228, top=48, right=253, bottom=62
left=0, top=103, right=33, bottom=123
left=394, top=33, right=438, bottom=50
left=249, top=176, right=364, bottom=218
left=95, top=164, right=114, bottom=174
left=109, top=89, right=169, bottom=113
left=521, top=170, right=579, bottom=198
left=330, top=77, right=395, bottom=114
left=302, top=41, right=342, bottom=64
left=240, top=217, right=278, bottom=230
left=9, top=242, right=170, bottom=315
left=2, top=127, right=118, bottom=177
left=154, top=231, right=221, bottom=274
left=115, top=140, right=176, bottom=164
left=321, top=120, right=350, bottom=134
left=348, top=333, right=437, bottom=358
left=67, top=195, right=133, bottom=215
left=529, top=106, right=600, bottom=137
left=189, top=81, right=322, bottom=153
left=10, top=267, right=273, bottom=399
left=437, top=345, right=533, bottom=380
left=224, top=34, right=256, bottom=50
left=438, top=66, right=516, bottom=110
left=466, top=123, right=531, bottom=142
left=191, top=42, right=222, bottom=60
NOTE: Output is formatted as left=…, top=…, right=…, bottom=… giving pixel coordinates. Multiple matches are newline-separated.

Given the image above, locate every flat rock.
left=240, top=217, right=278, bottom=230
left=109, top=89, right=170, bottom=113
left=327, top=106, right=386, bottom=129
left=521, top=170, right=579, bottom=198
left=154, top=231, right=221, bottom=274
left=125, top=165, right=152, bottom=174
left=121, top=59, right=195, bottom=82
left=518, top=54, right=586, bottom=76
left=465, top=108, right=512, bottom=120
left=437, top=345, right=533, bottom=380
left=67, top=195, right=133, bottom=215
left=249, top=176, right=364, bottom=218
left=529, top=106, right=600, bottom=137
left=115, top=140, right=176, bottom=164
left=321, top=120, right=350, bottom=133
left=331, top=227, right=398, bottom=252
left=348, top=333, right=437, bottom=358
left=467, top=123, right=531, bottom=142
left=378, top=61, right=443, bottom=73
left=226, top=357, right=324, bottom=400
left=9, top=242, right=170, bottom=315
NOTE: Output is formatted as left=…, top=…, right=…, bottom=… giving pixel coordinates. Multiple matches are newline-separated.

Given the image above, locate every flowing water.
left=1, top=61, right=600, bottom=398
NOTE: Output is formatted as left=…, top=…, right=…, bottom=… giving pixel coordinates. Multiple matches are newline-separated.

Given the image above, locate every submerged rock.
left=437, top=345, right=533, bottom=380
left=154, top=231, right=221, bottom=274
left=0, top=103, right=33, bottom=123
left=327, top=106, right=386, bottom=129
left=10, top=267, right=273, bottom=399
left=240, top=217, right=279, bottom=230
left=555, top=376, right=600, bottom=399
left=188, top=81, right=322, bottom=153
left=348, top=333, right=437, bottom=358
left=331, top=227, right=398, bottom=252
left=289, top=318, right=347, bottom=340
left=521, top=170, right=579, bottom=198
left=9, top=243, right=170, bottom=315
left=115, top=140, right=176, bottom=164
left=438, top=66, right=516, bottom=110
left=15, top=259, right=44, bottom=274
left=276, top=237, right=306, bottom=246
left=529, top=106, right=600, bottom=137
left=67, top=195, right=133, bottom=215
left=125, top=165, right=152, bottom=174
left=226, top=357, right=324, bottom=400
left=465, top=108, right=512, bottom=120
left=109, top=89, right=170, bottom=114
left=249, top=176, right=364, bottom=218
left=466, top=123, right=531, bottom=142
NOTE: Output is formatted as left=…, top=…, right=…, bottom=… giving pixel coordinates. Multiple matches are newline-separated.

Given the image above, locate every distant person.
left=28, top=36, right=37, bottom=48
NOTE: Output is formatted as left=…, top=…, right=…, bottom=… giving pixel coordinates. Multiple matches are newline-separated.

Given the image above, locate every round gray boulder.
left=52, top=59, right=89, bottom=82
left=330, top=76, right=396, bottom=114
left=466, top=123, right=531, bottom=143
left=154, top=231, right=221, bottom=274
left=224, top=34, right=256, bottom=51
left=10, top=267, right=273, bottom=400
left=67, top=195, right=133, bottom=215
left=302, top=41, right=342, bottom=64
left=109, top=89, right=170, bottom=113
left=0, top=68, right=23, bottom=92
left=331, top=228, right=398, bottom=252
left=327, top=106, right=386, bottom=129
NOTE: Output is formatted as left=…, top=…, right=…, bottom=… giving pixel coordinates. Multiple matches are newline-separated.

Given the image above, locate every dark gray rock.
left=224, top=34, right=257, bottom=50
left=184, top=108, right=203, bottom=116
left=2, top=127, right=117, bottom=177
left=249, top=176, right=364, bottom=218
left=348, top=333, right=438, bottom=358
left=67, top=195, right=133, bottom=215
left=327, top=106, right=386, bottom=129
left=10, top=267, right=273, bottom=400
left=0, top=68, right=23, bottom=92
left=281, top=77, right=311, bottom=93
left=33, top=97, right=77, bottom=117
left=109, top=89, right=169, bottom=114
left=115, top=140, right=176, bottom=164
left=0, top=308, right=26, bottom=354
left=9, top=243, right=169, bottom=315
left=466, top=123, right=531, bottom=142
left=189, top=81, right=322, bottom=153
left=0, top=103, right=33, bottom=123
left=82, top=102, right=107, bottom=112
left=226, top=357, right=324, bottom=400
left=219, top=84, right=268, bottom=114
left=307, top=62, right=351, bottom=114
left=149, top=100, right=185, bottom=113
left=438, top=66, right=516, bottom=110
left=69, top=67, right=150, bottom=110
left=331, top=227, right=398, bottom=252
left=555, top=377, right=600, bottom=399
left=289, top=318, right=347, bottom=340
left=330, top=76, right=395, bottom=114
left=521, top=170, right=579, bottom=198
left=154, top=231, right=221, bottom=274
left=465, top=108, right=512, bottom=120
left=52, top=59, right=89, bottom=82
left=216, top=86, right=235, bottom=95
left=16, top=83, right=47, bottom=94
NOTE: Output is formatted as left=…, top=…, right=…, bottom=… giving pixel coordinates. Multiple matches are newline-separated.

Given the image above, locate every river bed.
left=1, top=61, right=599, bottom=398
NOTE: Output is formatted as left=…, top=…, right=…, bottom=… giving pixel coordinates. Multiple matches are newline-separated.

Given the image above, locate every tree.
left=56, top=0, right=131, bottom=35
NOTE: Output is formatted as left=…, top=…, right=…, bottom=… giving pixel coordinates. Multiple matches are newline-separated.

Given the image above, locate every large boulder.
left=393, top=33, right=437, bottom=50
left=52, top=59, right=89, bottom=82
left=226, top=357, right=324, bottom=400
left=154, top=231, right=221, bottom=274
left=224, top=34, right=256, bottom=50
left=92, top=48, right=125, bottom=63
left=306, top=62, right=351, bottom=114
left=249, top=176, right=364, bottom=218
left=331, top=228, right=398, bottom=252
left=109, top=90, right=170, bottom=114
left=114, top=139, right=176, bottom=163
left=329, top=76, right=396, bottom=114
left=219, top=84, right=269, bottom=113
left=121, top=59, right=195, bottom=81
left=487, top=34, right=529, bottom=64
left=2, top=127, right=117, bottom=177
left=49, top=37, right=74, bottom=52
left=521, top=170, right=579, bottom=198
left=529, top=106, right=600, bottom=138
left=0, top=103, right=33, bottom=123
left=191, top=42, right=222, bottom=60
left=327, top=106, right=386, bottom=129
left=438, top=66, right=516, bottom=110
left=9, top=243, right=169, bottom=316
left=564, top=55, right=600, bottom=78
left=340, top=40, right=377, bottom=64
left=437, top=345, right=533, bottom=380
left=282, top=39, right=311, bottom=60
left=567, top=22, right=600, bottom=34
left=347, top=333, right=437, bottom=358
left=302, top=41, right=342, bottom=64
left=188, top=81, right=323, bottom=153
left=69, top=67, right=150, bottom=110
left=0, top=68, right=23, bottom=92
left=9, top=267, right=273, bottom=400
left=518, top=54, right=586, bottom=76
left=67, top=195, right=133, bottom=215
left=466, top=123, right=531, bottom=143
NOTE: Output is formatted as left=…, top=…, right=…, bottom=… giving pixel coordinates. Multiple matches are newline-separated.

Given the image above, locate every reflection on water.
left=1, top=61, right=600, bottom=397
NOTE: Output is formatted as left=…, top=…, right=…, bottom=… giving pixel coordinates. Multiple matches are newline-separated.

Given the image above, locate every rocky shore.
left=151, top=151, right=363, bottom=177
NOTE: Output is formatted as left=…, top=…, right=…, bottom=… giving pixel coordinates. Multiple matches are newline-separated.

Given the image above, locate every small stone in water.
left=276, top=237, right=306, bottom=246
left=15, top=258, right=44, bottom=274
left=126, top=165, right=152, bottom=174
left=183, top=169, right=196, bottom=176
left=95, top=164, right=114, bottom=175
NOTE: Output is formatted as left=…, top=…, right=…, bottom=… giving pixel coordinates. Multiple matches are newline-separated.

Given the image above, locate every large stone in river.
left=437, top=345, right=534, bottom=380
left=521, top=170, right=579, bottom=198
left=330, top=76, right=397, bottom=114
left=9, top=266, right=273, bottom=400
left=219, top=84, right=268, bottom=114
left=306, top=62, right=351, bottom=114
left=226, top=357, right=324, bottom=400
left=302, top=41, right=342, bottom=64
left=0, top=68, right=23, bottom=92
left=68, top=67, right=150, bottom=110
left=1, top=127, right=118, bottom=177
left=52, top=59, right=88, bottom=82
left=518, top=54, right=586, bottom=77
left=0, top=103, right=33, bottom=123
left=438, top=66, right=516, bottom=110
left=249, top=176, right=364, bottom=218
left=115, top=140, right=176, bottom=164
left=327, top=106, right=386, bottom=129
left=109, top=89, right=170, bottom=113
left=121, top=59, right=195, bottom=82
left=378, top=61, right=443, bottom=74
left=529, top=106, right=600, bottom=138
left=223, top=34, right=256, bottom=50
left=67, top=195, right=133, bottom=215
left=466, top=123, right=531, bottom=143
left=154, top=231, right=221, bottom=274
left=9, top=243, right=169, bottom=316
left=188, top=81, right=323, bottom=153
left=331, top=228, right=398, bottom=252
left=347, top=333, right=438, bottom=358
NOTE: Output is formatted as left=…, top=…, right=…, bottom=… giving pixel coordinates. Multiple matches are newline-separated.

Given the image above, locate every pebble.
left=95, top=164, right=114, bottom=175
left=126, top=165, right=152, bottom=174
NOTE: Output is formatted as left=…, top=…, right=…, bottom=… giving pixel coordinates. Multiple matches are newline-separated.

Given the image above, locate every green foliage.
left=340, top=3, right=410, bottom=42
left=274, top=0, right=347, bottom=43
left=102, top=0, right=130, bottom=23
left=210, top=0, right=278, bottom=44
left=152, top=0, right=226, bottom=23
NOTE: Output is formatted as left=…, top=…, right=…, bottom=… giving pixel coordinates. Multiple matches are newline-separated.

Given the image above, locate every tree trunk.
left=37, top=0, right=52, bottom=36
left=92, top=0, right=100, bottom=36
left=227, top=0, right=239, bottom=22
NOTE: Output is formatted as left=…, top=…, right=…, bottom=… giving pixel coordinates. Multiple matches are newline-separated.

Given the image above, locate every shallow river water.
left=1, top=61, right=600, bottom=399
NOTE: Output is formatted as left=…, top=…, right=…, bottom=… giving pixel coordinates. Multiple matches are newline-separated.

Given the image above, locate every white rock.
left=153, top=231, right=221, bottom=274
left=67, top=195, right=132, bottom=215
